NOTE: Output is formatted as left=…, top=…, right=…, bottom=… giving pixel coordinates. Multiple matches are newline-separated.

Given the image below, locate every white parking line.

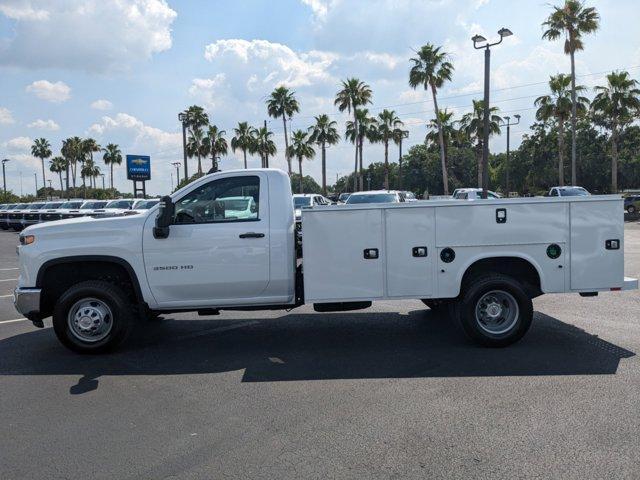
left=0, top=268, right=18, bottom=271
left=0, top=278, right=17, bottom=282
left=0, top=318, right=27, bottom=325
left=0, top=294, right=13, bottom=298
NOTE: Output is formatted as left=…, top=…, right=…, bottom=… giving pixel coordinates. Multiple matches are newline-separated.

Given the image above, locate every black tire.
left=627, top=205, right=636, bottom=214
left=452, top=273, right=533, bottom=347
left=52, top=280, right=134, bottom=354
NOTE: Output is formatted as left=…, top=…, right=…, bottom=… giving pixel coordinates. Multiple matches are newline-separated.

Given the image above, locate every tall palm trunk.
left=40, top=158, right=46, bottom=192
left=358, top=134, right=364, bottom=191
left=383, top=139, right=389, bottom=190
left=321, top=142, right=327, bottom=196
left=570, top=47, right=577, bottom=185
left=283, top=117, right=292, bottom=175
left=431, top=83, right=449, bottom=195
left=71, top=161, right=76, bottom=188
left=243, top=149, right=248, bottom=169
left=352, top=113, right=358, bottom=192
left=558, top=120, right=565, bottom=186
left=398, top=139, right=404, bottom=190
left=58, top=172, right=63, bottom=191
left=298, top=156, right=303, bottom=193
left=110, top=163, right=114, bottom=189
left=197, top=154, right=202, bottom=175
left=611, top=125, right=619, bottom=193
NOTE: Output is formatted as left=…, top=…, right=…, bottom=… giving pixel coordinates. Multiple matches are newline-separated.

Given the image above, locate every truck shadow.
left=0, top=309, right=634, bottom=394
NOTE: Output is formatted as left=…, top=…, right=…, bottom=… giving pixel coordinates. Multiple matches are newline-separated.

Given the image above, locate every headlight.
left=19, top=234, right=35, bottom=245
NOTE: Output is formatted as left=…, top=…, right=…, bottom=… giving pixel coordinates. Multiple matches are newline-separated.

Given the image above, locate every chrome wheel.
left=475, top=290, right=519, bottom=335
left=67, top=298, right=114, bottom=343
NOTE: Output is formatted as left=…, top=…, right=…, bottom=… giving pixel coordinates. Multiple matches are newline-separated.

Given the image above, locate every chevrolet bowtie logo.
left=131, top=158, right=148, bottom=165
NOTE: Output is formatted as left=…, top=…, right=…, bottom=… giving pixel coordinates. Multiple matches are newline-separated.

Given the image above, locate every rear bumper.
left=13, top=287, right=41, bottom=317
left=623, top=277, right=638, bottom=290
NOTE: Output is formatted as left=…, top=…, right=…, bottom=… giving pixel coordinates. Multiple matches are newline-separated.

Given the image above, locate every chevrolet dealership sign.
left=126, top=155, right=151, bottom=181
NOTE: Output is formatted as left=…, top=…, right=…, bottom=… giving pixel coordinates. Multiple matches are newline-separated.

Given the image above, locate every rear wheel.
left=452, top=273, right=533, bottom=347
left=627, top=205, right=636, bottom=214
left=52, top=280, right=134, bottom=353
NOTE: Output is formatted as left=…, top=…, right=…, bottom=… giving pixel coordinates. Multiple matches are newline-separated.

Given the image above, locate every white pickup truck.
left=14, top=169, right=637, bottom=353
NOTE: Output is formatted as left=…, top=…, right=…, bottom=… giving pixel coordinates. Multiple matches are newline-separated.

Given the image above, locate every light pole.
left=100, top=173, right=105, bottom=190
left=171, top=162, right=181, bottom=186
left=1, top=159, right=9, bottom=199
left=472, top=27, right=513, bottom=199
left=47, top=179, right=52, bottom=200
left=398, top=130, right=409, bottom=190
left=34, top=172, right=38, bottom=197
left=500, top=114, right=520, bottom=195
left=178, top=112, right=188, bottom=181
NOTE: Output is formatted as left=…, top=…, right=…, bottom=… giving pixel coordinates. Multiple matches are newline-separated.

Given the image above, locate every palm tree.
left=186, top=128, right=207, bottom=174
left=266, top=86, right=300, bottom=175
left=81, top=138, right=101, bottom=193
left=345, top=108, right=376, bottom=190
left=591, top=71, right=640, bottom=193
left=459, top=100, right=502, bottom=188
left=31, top=138, right=52, bottom=189
left=204, top=125, right=228, bottom=172
left=392, top=127, right=409, bottom=189
left=426, top=109, right=459, bottom=155
left=375, top=110, right=404, bottom=190
left=308, top=114, right=340, bottom=195
left=535, top=74, right=589, bottom=186
left=543, top=0, right=600, bottom=185
left=409, top=43, right=454, bottom=195
left=254, top=126, right=277, bottom=168
left=49, top=156, right=66, bottom=191
left=102, top=143, right=122, bottom=189
left=81, top=159, right=97, bottom=188
left=335, top=78, right=372, bottom=191
left=181, top=105, right=209, bottom=175
left=61, top=136, right=83, bottom=189
left=287, top=130, right=315, bottom=194
left=231, top=122, right=256, bottom=169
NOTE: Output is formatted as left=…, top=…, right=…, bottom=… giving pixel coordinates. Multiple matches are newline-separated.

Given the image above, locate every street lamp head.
left=504, top=116, right=510, bottom=122
left=1, top=158, right=9, bottom=164
left=498, top=27, right=513, bottom=38
left=178, top=112, right=186, bottom=123
left=472, top=34, right=487, bottom=44
left=514, top=114, right=521, bottom=120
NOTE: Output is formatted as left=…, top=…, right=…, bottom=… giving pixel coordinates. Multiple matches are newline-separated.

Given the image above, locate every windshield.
left=346, top=193, right=397, bottom=204
left=44, top=202, right=63, bottom=209
left=338, top=193, right=351, bottom=201
left=29, top=203, right=45, bottom=209
left=106, top=200, right=133, bottom=209
left=81, top=201, right=108, bottom=209
left=559, top=187, right=589, bottom=196
left=136, top=200, right=159, bottom=209
left=293, top=197, right=311, bottom=208
left=60, top=201, right=83, bottom=209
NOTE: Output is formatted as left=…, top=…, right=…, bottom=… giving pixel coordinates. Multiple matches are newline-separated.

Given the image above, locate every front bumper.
left=14, top=287, right=41, bottom=317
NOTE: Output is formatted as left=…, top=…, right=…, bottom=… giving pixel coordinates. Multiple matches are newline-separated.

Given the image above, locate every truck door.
left=142, top=173, right=270, bottom=307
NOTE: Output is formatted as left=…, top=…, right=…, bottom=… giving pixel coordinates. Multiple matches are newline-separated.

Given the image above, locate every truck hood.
left=23, top=211, right=150, bottom=236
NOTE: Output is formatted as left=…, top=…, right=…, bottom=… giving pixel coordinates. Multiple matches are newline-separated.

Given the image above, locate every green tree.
left=82, top=138, right=101, bottom=191
left=308, top=114, right=340, bottom=195
left=204, top=125, right=228, bottom=172
left=425, top=109, right=459, bottom=156
left=392, top=127, right=409, bottom=190
left=181, top=105, right=210, bottom=175
left=591, top=71, right=640, bottom=192
left=374, top=109, right=403, bottom=190
left=254, top=126, right=277, bottom=168
left=187, top=127, right=207, bottom=174
left=290, top=173, right=322, bottom=194
left=231, top=122, right=256, bottom=169
left=102, top=143, right=122, bottom=189
left=543, top=0, right=600, bottom=184
left=409, top=43, right=454, bottom=195
left=266, top=86, right=300, bottom=175
left=535, top=73, right=589, bottom=186
left=335, top=78, right=372, bottom=191
left=61, top=136, right=83, bottom=189
left=31, top=138, right=52, bottom=190
left=345, top=108, right=376, bottom=190
left=49, top=156, right=66, bottom=192
left=287, top=130, right=315, bottom=193
left=459, top=100, right=502, bottom=188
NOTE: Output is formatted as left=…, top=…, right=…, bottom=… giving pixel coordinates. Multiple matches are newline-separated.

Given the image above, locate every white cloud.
left=90, top=99, right=113, bottom=111
left=27, top=118, right=59, bottom=130
left=300, top=0, right=339, bottom=21
left=88, top=113, right=180, bottom=151
left=25, top=80, right=71, bottom=103
left=0, top=107, right=15, bottom=124
left=188, top=74, right=227, bottom=109
left=2, top=136, right=32, bottom=152
left=0, top=0, right=177, bottom=72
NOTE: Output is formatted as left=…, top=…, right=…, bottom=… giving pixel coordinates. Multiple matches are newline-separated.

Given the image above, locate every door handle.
left=239, top=232, right=265, bottom=239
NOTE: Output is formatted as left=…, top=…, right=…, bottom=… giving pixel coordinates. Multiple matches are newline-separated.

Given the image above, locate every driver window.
left=174, top=175, right=260, bottom=224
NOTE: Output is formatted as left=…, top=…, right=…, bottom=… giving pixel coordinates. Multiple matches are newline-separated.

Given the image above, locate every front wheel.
left=52, top=280, right=134, bottom=353
left=452, top=273, right=533, bottom=347
left=627, top=205, right=636, bottom=214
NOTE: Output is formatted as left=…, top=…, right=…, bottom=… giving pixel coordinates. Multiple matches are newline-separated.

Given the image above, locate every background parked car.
left=53, top=200, right=85, bottom=220
left=452, top=188, right=502, bottom=200
left=338, top=193, right=351, bottom=203
left=293, top=194, right=332, bottom=220
left=127, top=199, right=160, bottom=214
left=24, top=201, right=65, bottom=227
left=91, top=199, right=135, bottom=217
left=0, top=204, right=20, bottom=230
left=345, top=190, right=406, bottom=204
left=623, top=195, right=640, bottom=214
left=9, top=202, right=44, bottom=230
left=547, top=186, right=590, bottom=197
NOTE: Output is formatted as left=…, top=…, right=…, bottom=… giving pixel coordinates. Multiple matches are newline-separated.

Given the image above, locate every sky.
left=1, top=0, right=639, bottom=196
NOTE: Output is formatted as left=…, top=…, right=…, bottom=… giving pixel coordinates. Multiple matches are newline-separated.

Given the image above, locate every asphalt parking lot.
left=1, top=224, right=639, bottom=480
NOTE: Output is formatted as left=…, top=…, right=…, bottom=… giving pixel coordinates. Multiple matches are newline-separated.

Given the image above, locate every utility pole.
left=100, top=174, right=105, bottom=190
left=19, top=171, right=23, bottom=197
left=47, top=179, right=52, bottom=200
left=171, top=162, right=181, bottom=186
left=500, top=114, right=520, bottom=194
left=398, top=130, right=409, bottom=190
left=472, top=27, right=513, bottom=199
left=34, top=173, right=38, bottom=197
left=1, top=159, right=9, bottom=199
left=178, top=112, right=189, bottom=181
left=263, top=120, right=269, bottom=168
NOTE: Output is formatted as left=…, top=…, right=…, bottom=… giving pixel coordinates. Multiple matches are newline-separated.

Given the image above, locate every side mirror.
left=153, top=195, right=174, bottom=239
